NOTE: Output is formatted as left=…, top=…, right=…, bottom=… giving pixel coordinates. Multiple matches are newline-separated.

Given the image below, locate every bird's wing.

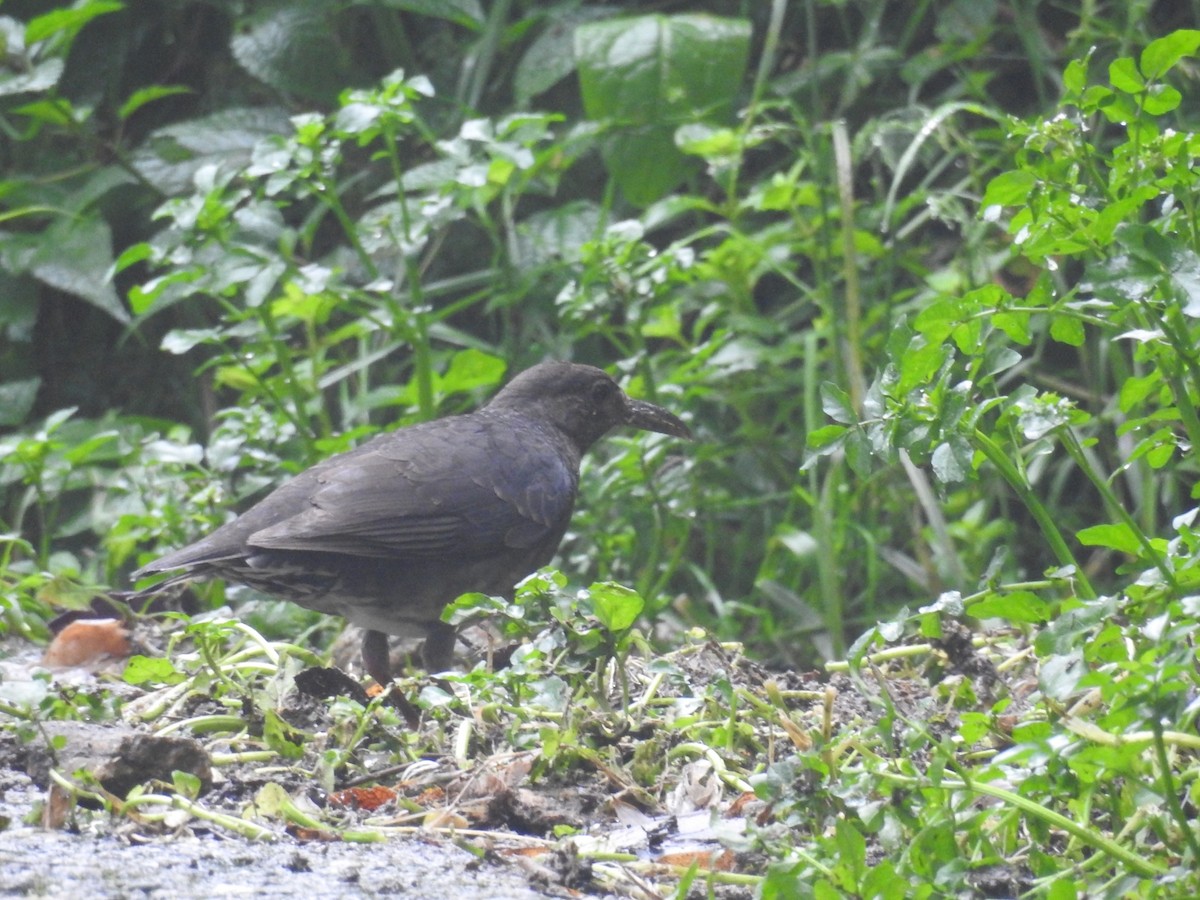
left=245, top=417, right=578, bottom=559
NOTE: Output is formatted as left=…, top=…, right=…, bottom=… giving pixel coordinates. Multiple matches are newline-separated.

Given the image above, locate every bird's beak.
left=624, top=397, right=692, bottom=440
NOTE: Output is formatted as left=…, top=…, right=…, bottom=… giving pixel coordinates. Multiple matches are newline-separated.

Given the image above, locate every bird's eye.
left=590, top=379, right=618, bottom=405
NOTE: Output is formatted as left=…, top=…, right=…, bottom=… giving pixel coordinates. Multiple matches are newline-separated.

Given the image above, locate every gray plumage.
left=134, top=362, right=691, bottom=683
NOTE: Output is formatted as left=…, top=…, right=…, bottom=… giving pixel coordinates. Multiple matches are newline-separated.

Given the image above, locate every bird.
left=133, top=361, right=691, bottom=684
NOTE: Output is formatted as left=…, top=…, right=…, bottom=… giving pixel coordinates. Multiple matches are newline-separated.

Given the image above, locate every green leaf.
left=11, top=99, right=79, bottom=127
left=1139, top=29, right=1200, bottom=81
left=820, top=382, right=856, bottom=424
left=1049, top=315, right=1084, bottom=346
left=1062, top=57, right=1087, bottom=95
left=1118, top=371, right=1162, bottom=412
left=587, top=582, right=644, bottom=632
left=966, top=590, right=1050, bottom=624
left=641, top=303, right=683, bottom=341
left=675, top=123, right=741, bottom=158
left=1039, top=650, right=1085, bottom=700
left=514, top=8, right=607, bottom=105
left=250, top=782, right=291, bottom=818
left=860, top=860, right=906, bottom=900
left=1076, top=522, right=1141, bottom=554
left=897, top=336, right=945, bottom=396
left=575, top=14, right=751, bottom=205
left=931, top=438, right=970, bottom=483
left=439, top=349, right=507, bottom=396
left=231, top=3, right=365, bottom=105
left=25, top=2, right=124, bottom=44
left=807, top=423, right=847, bottom=450
left=834, top=818, right=866, bottom=878
left=0, top=58, right=64, bottom=97
left=131, top=107, right=293, bottom=195
left=1015, top=395, right=1072, bottom=440
left=118, top=85, right=193, bottom=121
left=123, top=654, right=186, bottom=685
left=171, top=770, right=202, bottom=800
left=1133, top=431, right=1176, bottom=469
left=981, top=169, right=1036, bottom=208
left=263, top=709, right=305, bottom=760
left=992, top=310, right=1030, bottom=344
left=912, top=298, right=959, bottom=343
left=380, top=0, right=484, bottom=28
left=1141, top=83, right=1181, bottom=115
left=1107, top=57, right=1144, bottom=93
left=0, top=378, right=41, bottom=427
left=23, top=217, right=128, bottom=323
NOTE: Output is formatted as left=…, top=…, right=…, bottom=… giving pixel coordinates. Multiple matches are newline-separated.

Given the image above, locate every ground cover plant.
left=1, top=1, right=1198, bottom=896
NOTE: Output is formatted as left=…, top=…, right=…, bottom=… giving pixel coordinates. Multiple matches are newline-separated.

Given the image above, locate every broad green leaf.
left=131, top=107, right=293, bottom=195
left=271, top=285, right=336, bottom=325
left=0, top=58, right=63, bottom=97
left=1131, top=431, right=1176, bottom=469
left=1095, top=88, right=1139, bottom=124
left=1139, top=29, right=1200, bottom=80
left=62, top=431, right=117, bottom=464
left=834, top=818, right=867, bottom=874
left=231, top=4, right=365, bottom=105
left=1062, top=57, right=1087, bottom=95
left=1016, top=395, right=1072, bottom=440
left=123, top=654, right=186, bottom=685
left=675, top=123, right=741, bottom=158
left=641, top=303, right=683, bottom=341
left=515, top=201, right=603, bottom=268
left=984, top=346, right=1022, bottom=377
left=1076, top=522, right=1141, bottom=554
left=992, top=311, right=1030, bottom=344
left=1118, top=371, right=1162, bottom=413
left=913, top=298, right=960, bottom=342
left=172, top=770, right=202, bottom=800
left=1039, top=650, right=1085, bottom=700
left=11, top=98, right=79, bottom=127
left=931, top=439, right=970, bottom=483
left=251, top=782, right=292, bottom=818
left=514, top=8, right=607, bottom=105
left=820, top=382, right=856, bottom=424
left=981, top=169, right=1036, bottom=208
left=807, top=423, right=847, bottom=450
left=263, top=709, right=304, bottom=760
left=25, top=1, right=123, bottom=43
left=1168, top=245, right=1200, bottom=317
left=1141, top=83, right=1181, bottom=115
left=844, top=427, right=873, bottom=477
left=1108, top=57, right=1144, bottom=93
left=897, top=337, right=945, bottom=396
left=439, top=349, right=507, bottom=396
left=529, top=676, right=569, bottom=711
left=587, top=582, right=644, bottom=632
left=1049, top=315, right=1084, bottom=346
left=0, top=378, right=42, bottom=426
left=22, top=217, right=128, bottom=323
left=967, top=590, right=1050, bottom=624
left=576, top=14, right=751, bottom=205
left=378, top=0, right=484, bottom=27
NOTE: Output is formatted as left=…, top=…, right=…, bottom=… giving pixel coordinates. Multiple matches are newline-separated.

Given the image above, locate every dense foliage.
left=2, top=1, right=1199, bottom=895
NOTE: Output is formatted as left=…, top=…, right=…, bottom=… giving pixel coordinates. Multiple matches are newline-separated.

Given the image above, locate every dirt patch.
left=0, top=616, right=1034, bottom=898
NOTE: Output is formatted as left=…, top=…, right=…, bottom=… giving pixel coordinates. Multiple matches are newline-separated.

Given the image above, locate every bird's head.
left=489, top=362, right=692, bottom=452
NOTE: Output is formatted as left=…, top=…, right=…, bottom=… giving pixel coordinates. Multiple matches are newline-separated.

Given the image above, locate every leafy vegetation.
left=2, top=1, right=1199, bottom=896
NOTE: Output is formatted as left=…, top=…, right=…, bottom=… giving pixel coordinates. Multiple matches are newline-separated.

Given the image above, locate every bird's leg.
left=362, top=629, right=392, bottom=685
left=421, top=622, right=457, bottom=673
